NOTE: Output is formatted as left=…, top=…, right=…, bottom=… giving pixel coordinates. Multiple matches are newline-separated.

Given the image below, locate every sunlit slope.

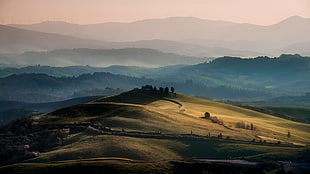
left=96, top=91, right=310, bottom=144
left=163, top=94, right=310, bottom=144
left=30, top=90, right=310, bottom=162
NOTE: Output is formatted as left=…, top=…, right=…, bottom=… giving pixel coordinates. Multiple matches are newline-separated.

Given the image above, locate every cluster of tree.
left=209, top=116, right=224, bottom=125
left=235, top=121, right=256, bottom=130
left=141, top=85, right=175, bottom=97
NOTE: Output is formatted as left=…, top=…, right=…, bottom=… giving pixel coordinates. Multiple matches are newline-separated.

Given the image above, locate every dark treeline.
left=0, top=72, right=266, bottom=103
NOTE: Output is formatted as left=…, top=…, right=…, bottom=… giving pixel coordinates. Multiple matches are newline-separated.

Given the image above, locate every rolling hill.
left=174, top=54, right=310, bottom=95
left=0, top=64, right=188, bottom=79
left=0, top=48, right=203, bottom=67
left=0, top=71, right=270, bottom=103
left=1, top=88, right=309, bottom=166
left=0, top=72, right=152, bottom=102
left=0, top=65, right=106, bottom=78
left=235, top=105, right=310, bottom=124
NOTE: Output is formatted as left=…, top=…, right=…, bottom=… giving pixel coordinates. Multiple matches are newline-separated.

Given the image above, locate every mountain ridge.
left=7, top=16, right=310, bottom=56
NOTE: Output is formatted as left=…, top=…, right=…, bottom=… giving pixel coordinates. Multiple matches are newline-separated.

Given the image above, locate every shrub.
left=235, top=121, right=256, bottom=130
left=210, top=116, right=224, bottom=125
left=287, top=131, right=291, bottom=138
left=235, top=121, right=246, bottom=129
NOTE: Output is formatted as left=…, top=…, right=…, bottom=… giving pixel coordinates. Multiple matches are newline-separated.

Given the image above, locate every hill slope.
left=0, top=96, right=102, bottom=126
left=1, top=88, right=309, bottom=165
left=236, top=105, right=310, bottom=124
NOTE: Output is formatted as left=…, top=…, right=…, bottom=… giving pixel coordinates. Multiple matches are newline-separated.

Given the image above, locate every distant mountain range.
left=0, top=72, right=152, bottom=102
left=2, top=16, right=309, bottom=57
left=0, top=48, right=206, bottom=67
left=0, top=64, right=187, bottom=78
left=177, top=54, right=310, bottom=95
left=0, top=25, right=108, bottom=54
left=9, top=16, right=310, bottom=43
left=0, top=24, right=263, bottom=58
left=1, top=54, right=309, bottom=106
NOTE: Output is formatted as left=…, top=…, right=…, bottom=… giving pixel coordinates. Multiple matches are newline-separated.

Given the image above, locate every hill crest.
left=0, top=87, right=309, bottom=165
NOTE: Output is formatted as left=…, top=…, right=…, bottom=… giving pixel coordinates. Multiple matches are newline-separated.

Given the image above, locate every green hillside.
left=236, top=105, right=310, bottom=124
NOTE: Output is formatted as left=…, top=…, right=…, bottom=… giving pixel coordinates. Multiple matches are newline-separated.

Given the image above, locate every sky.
left=0, top=0, right=309, bottom=25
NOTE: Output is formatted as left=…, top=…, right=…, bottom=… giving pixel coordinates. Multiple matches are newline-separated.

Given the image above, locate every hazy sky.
left=0, top=0, right=309, bottom=25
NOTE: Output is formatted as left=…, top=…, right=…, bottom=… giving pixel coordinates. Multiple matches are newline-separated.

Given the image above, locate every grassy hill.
left=235, top=105, right=310, bottom=124
left=0, top=88, right=309, bottom=173
left=96, top=89, right=310, bottom=144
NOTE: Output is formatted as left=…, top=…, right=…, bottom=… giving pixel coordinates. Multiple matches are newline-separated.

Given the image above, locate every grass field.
left=237, top=105, right=310, bottom=124
left=1, top=157, right=290, bottom=174
left=26, top=90, right=310, bottom=161
left=0, top=158, right=175, bottom=174
left=1, top=89, right=309, bottom=173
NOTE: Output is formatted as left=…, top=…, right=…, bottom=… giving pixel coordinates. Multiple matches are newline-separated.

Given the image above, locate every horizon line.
left=5, top=15, right=307, bottom=26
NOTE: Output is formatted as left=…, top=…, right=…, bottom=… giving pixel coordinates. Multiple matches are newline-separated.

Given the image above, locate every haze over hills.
left=0, top=48, right=205, bottom=67
left=175, top=54, right=310, bottom=95
left=9, top=16, right=310, bottom=56
left=0, top=24, right=263, bottom=57
left=0, top=64, right=187, bottom=79
left=0, top=71, right=268, bottom=103
left=0, top=54, right=309, bottom=108
left=0, top=25, right=111, bottom=54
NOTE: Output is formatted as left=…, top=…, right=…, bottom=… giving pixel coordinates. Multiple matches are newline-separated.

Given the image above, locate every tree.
left=171, top=87, right=175, bottom=93
left=250, top=123, right=254, bottom=130
left=204, top=112, right=210, bottom=118
left=287, top=131, right=291, bottom=138
left=218, top=133, right=222, bottom=139
left=164, top=87, right=169, bottom=95
left=159, top=87, right=164, bottom=93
